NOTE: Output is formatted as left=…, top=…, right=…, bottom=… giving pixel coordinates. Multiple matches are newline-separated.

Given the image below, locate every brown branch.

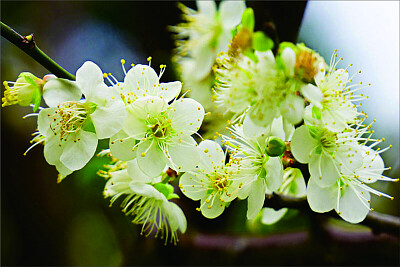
left=263, top=193, right=400, bottom=237
left=1, top=21, right=75, bottom=80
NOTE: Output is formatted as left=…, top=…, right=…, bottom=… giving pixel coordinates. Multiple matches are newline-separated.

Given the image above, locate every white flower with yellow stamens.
left=307, top=142, right=398, bottom=223
left=106, top=58, right=182, bottom=105
left=214, top=49, right=305, bottom=130
left=103, top=162, right=186, bottom=245
left=171, top=0, right=246, bottom=82
left=110, top=95, right=205, bottom=177
left=222, top=122, right=285, bottom=219
left=301, top=50, right=368, bottom=132
left=37, top=61, right=126, bottom=179
left=179, top=140, right=243, bottom=219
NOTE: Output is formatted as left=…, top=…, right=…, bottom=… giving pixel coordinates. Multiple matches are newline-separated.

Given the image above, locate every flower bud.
left=265, top=136, right=286, bottom=157
left=2, top=72, right=44, bottom=109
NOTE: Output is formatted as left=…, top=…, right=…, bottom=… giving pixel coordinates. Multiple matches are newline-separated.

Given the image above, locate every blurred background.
left=1, top=1, right=399, bottom=266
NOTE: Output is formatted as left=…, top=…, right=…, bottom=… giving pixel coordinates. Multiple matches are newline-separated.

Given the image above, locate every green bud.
left=2, top=72, right=44, bottom=109
left=241, top=8, right=255, bottom=31
left=266, top=136, right=286, bottom=157
left=154, top=183, right=178, bottom=200
left=252, top=31, right=274, bottom=52
left=278, top=42, right=297, bottom=53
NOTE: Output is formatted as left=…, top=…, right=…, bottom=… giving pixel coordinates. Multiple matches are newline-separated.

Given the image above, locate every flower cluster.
left=2, top=2, right=398, bottom=245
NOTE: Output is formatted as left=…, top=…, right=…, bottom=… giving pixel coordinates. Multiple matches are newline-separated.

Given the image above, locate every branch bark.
left=264, top=193, right=400, bottom=237
left=1, top=21, right=75, bottom=80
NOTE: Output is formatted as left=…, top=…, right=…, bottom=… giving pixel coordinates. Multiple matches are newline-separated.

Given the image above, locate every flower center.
left=320, top=128, right=337, bottom=153
left=50, top=101, right=93, bottom=145
left=146, top=113, right=174, bottom=140
left=295, top=50, right=318, bottom=83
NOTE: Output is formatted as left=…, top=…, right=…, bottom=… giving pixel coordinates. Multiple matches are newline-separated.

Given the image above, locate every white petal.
left=290, top=125, right=318, bottom=163
left=127, top=159, right=153, bottom=183
left=198, top=140, right=225, bottom=173
left=337, top=183, right=370, bottom=223
left=196, top=0, right=216, bottom=17
left=247, top=178, right=266, bottom=219
left=109, top=129, right=137, bottom=161
left=91, top=98, right=126, bottom=139
left=179, top=172, right=209, bottom=201
left=167, top=202, right=187, bottom=233
left=269, top=116, right=286, bottom=140
left=309, top=152, right=340, bottom=187
left=219, top=0, right=246, bottom=29
left=265, top=157, right=284, bottom=191
left=60, top=130, right=98, bottom=171
left=261, top=208, right=288, bottom=225
left=129, top=182, right=165, bottom=201
left=281, top=47, right=296, bottom=76
left=76, top=61, right=105, bottom=98
left=55, top=160, right=73, bottom=178
left=280, top=94, right=304, bottom=125
left=301, top=84, right=322, bottom=108
left=216, top=30, right=232, bottom=53
left=38, top=107, right=57, bottom=136
left=169, top=98, right=204, bottom=135
left=243, top=114, right=267, bottom=138
left=136, top=140, right=167, bottom=178
left=124, top=64, right=159, bottom=94
left=159, top=81, right=182, bottom=102
left=307, top=177, right=338, bottom=213
left=43, top=79, right=82, bottom=107
left=168, top=135, right=200, bottom=172
left=356, top=146, right=384, bottom=183
left=321, top=109, right=349, bottom=133
left=43, top=134, right=63, bottom=165
left=336, top=144, right=364, bottom=173
left=200, top=194, right=225, bottom=219
left=192, top=46, right=214, bottom=81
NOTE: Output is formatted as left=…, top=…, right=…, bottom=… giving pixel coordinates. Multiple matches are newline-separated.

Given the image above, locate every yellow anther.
left=121, top=59, right=125, bottom=64
left=141, top=152, right=146, bottom=157
left=147, top=56, right=152, bottom=61
left=103, top=73, right=108, bottom=78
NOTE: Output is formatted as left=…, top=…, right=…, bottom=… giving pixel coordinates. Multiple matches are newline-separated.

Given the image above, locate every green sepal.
left=252, top=31, right=274, bottom=52
left=31, top=88, right=42, bottom=112
left=82, top=116, right=96, bottom=133
left=244, top=50, right=258, bottom=62
left=167, top=193, right=180, bottom=200
left=312, top=105, right=321, bottom=120
left=225, top=201, right=231, bottom=208
left=278, top=42, right=297, bottom=53
left=241, top=8, right=255, bottom=32
left=19, top=72, right=40, bottom=89
left=154, top=183, right=178, bottom=200
left=85, top=102, right=97, bottom=114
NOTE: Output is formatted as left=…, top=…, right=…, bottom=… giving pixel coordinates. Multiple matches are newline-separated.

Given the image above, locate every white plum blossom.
left=106, top=58, right=182, bottom=105
left=301, top=51, right=367, bottom=132
left=36, top=61, right=126, bottom=179
left=222, top=123, right=285, bottom=219
left=103, top=163, right=186, bottom=245
left=171, top=0, right=246, bottom=82
left=179, top=140, right=242, bottom=219
left=214, top=49, right=305, bottom=130
left=307, top=144, right=397, bottom=223
left=110, top=95, right=205, bottom=178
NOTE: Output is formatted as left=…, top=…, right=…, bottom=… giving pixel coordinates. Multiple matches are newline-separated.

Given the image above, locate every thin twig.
left=1, top=21, right=75, bottom=80
left=264, top=193, right=400, bottom=237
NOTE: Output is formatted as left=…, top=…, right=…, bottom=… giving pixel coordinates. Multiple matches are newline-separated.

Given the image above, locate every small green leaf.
left=252, top=31, right=274, bottom=52
left=167, top=193, right=180, bottom=200
left=241, top=8, right=255, bottom=31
